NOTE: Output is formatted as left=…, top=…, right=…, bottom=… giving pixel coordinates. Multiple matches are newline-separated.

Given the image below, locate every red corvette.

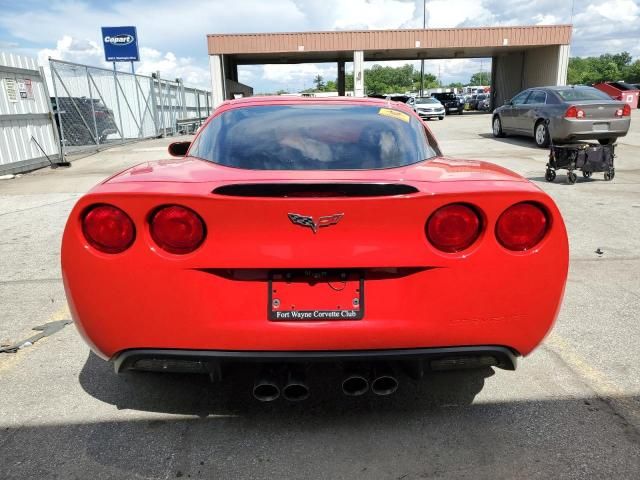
left=62, top=96, right=568, bottom=401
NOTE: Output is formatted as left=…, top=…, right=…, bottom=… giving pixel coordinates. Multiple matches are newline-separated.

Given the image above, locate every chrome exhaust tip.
left=253, top=369, right=281, bottom=402
left=282, top=369, right=310, bottom=401
left=341, top=372, right=370, bottom=397
left=371, top=365, right=399, bottom=396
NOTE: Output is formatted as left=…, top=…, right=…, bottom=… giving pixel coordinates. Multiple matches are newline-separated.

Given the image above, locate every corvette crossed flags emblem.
left=288, top=213, right=344, bottom=233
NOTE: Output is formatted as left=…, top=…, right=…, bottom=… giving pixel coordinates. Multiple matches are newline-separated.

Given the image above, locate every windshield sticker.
left=378, top=108, right=410, bottom=123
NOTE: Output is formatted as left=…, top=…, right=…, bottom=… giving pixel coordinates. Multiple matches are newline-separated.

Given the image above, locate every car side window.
left=511, top=90, right=531, bottom=105
left=545, top=93, right=560, bottom=105
left=525, top=90, right=546, bottom=104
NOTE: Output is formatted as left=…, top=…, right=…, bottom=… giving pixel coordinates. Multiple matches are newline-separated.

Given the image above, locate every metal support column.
left=353, top=51, right=365, bottom=97
left=337, top=60, right=346, bottom=96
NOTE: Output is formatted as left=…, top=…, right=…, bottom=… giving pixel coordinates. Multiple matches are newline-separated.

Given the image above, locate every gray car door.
left=501, top=90, right=531, bottom=131
left=517, top=89, right=547, bottom=133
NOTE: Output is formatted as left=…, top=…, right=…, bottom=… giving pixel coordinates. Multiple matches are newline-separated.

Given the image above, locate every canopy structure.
left=207, top=25, right=572, bottom=107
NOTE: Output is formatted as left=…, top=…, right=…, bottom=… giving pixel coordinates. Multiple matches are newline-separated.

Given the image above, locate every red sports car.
left=62, top=96, right=568, bottom=401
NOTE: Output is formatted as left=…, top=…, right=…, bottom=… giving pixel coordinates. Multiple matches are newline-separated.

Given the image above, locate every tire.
left=604, top=168, right=615, bottom=181
left=459, top=110, right=463, bottom=115
left=438, top=116, right=444, bottom=120
left=492, top=116, right=505, bottom=138
left=534, top=121, right=550, bottom=148
left=598, top=138, right=617, bottom=145
left=545, top=169, right=556, bottom=182
left=582, top=171, right=592, bottom=179
left=567, top=171, right=577, bottom=184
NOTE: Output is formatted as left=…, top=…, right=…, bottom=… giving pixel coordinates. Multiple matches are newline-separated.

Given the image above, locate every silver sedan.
left=492, top=86, right=631, bottom=147
left=412, top=97, right=446, bottom=120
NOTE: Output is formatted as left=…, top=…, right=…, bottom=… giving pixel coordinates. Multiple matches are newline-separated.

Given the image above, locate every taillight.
left=495, top=202, right=548, bottom=251
left=82, top=204, right=135, bottom=254
left=150, top=205, right=205, bottom=254
left=426, top=203, right=481, bottom=253
left=615, top=108, right=623, bottom=117
left=622, top=104, right=631, bottom=117
left=565, top=106, right=585, bottom=119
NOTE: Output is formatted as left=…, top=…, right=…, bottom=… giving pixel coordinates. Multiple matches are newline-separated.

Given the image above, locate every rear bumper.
left=113, top=345, right=518, bottom=373
left=552, top=118, right=630, bottom=141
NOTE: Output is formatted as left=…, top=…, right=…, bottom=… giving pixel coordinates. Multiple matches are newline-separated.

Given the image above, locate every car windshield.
left=555, top=87, right=613, bottom=101
left=477, top=94, right=487, bottom=100
left=415, top=97, right=438, bottom=104
left=436, top=93, right=456, bottom=99
left=189, top=104, right=439, bottom=170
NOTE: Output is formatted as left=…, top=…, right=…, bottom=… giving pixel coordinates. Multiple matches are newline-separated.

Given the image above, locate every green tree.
left=469, top=71, right=490, bottom=85
left=313, top=74, right=325, bottom=90
left=324, top=80, right=337, bottom=92
left=567, top=51, right=638, bottom=85
left=336, top=64, right=439, bottom=95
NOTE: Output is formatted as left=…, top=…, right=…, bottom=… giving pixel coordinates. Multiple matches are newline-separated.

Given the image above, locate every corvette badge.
left=288, top=213, right=344, bottom=233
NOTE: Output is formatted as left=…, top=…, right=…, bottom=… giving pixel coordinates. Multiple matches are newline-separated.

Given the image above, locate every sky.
left=0, top=0, right=639, bottom=92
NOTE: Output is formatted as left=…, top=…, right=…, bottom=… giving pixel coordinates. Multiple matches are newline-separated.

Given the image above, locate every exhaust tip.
left=253, top=382, right=280, bottom=402
left=371, top=367, right=399, bottom=396
left=342, top=375, right=369, bottom=396
left=282, top=383, right=310, bottom=401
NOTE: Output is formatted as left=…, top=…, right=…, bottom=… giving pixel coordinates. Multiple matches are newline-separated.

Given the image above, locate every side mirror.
left=168, top=141, right=191, bottom=157
left=505, top=100, right=513, bottom=106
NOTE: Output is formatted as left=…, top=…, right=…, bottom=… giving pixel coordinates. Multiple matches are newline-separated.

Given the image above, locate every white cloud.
left=1, top=0, right=639, bottom=93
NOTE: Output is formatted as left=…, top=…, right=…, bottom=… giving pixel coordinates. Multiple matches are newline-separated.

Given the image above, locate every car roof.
left=535, top=85, right=598, bottom=91
left=220, top=95, right=417, bottom=114
left=225, top=95, right=395, bottom=107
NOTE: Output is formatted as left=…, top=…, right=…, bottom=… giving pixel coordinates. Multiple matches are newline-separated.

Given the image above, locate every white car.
left=412, top=97, right=446, bottom=120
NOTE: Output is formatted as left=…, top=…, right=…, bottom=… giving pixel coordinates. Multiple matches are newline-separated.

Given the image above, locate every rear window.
left=555, top=87, right=613, bottom=101
left=189, top=104, right=439, bottom=170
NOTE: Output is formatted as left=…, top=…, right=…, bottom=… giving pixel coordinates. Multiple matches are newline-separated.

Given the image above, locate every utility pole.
left=419, top=0, right=426, bottom=96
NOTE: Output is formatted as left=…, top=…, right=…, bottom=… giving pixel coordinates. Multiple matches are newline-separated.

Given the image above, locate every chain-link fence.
left=49, top=59, right=212, bottom=155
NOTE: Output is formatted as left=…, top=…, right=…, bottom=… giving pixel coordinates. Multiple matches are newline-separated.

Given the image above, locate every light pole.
left=419, top=0, right=426, bottom=96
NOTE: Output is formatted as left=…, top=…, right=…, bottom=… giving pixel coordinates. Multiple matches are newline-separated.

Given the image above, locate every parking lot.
left=1, top=110, right=639, bottom=479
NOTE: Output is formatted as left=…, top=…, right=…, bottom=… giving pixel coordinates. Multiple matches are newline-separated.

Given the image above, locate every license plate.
left=593, top=123, right=609, bottom=132
left=449, top=107, right=458, bottom=111
left=269, top=270, right=363, bottom=321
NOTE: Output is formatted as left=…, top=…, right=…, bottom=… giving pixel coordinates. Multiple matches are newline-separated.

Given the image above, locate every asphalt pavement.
left=1, top=111, right=639, bottom=479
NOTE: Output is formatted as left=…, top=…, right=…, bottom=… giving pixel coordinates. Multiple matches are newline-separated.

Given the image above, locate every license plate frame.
left=592, top=123, right=609, bottom=132
left=268, top=270, right=364, bottom=321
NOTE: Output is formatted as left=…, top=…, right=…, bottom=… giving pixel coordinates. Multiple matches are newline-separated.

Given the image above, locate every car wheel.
left=598, top=138, right=617, bottom=145
left=459, top=110, right=463, bottom=115
left=492, top=116, right=505, bottom=138
left=534, top=121, right=550, bottom=148
left=567, top=171, right=577, bottom=184
left=438, top=116, right=444, bottom=120
left=582, top=170, right=592, bottom=179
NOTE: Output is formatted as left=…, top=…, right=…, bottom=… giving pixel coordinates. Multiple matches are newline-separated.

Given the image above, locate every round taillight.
left=150, top=205, right=205, bottom=254
left=426, top=203, right=481, bottom=253
left=496, top=202, right=548, bottom=251
left=82, top=204, right=135, bottom=254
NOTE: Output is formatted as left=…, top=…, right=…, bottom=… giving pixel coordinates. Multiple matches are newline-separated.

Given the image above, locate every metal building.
left=206, top=25, right=572, bottom=108
left=0, top=53, right=60, bottom=175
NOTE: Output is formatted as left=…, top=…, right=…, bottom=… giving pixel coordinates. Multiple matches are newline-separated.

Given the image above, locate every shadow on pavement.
left=78, top=352, right=492, bottom=417
left=477, top=133, right=541, bottom=150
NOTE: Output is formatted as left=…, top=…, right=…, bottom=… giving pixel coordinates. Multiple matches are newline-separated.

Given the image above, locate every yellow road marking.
left=49, top=303, right=71, bottom=322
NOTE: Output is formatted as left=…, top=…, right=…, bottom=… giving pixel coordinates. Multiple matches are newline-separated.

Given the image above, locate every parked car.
left=51, top=97, right=118, bottom=146
left=492, top=86, right=631, bottom=147
left=412, top=96, right=445, bottom=120
left=477, top=94, right=491, bottom=111
left=468, top=94, right=480, bottom=110
left=61, top=96, right=568, bottom=400
left=431, top=92, right=462, bottom=115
